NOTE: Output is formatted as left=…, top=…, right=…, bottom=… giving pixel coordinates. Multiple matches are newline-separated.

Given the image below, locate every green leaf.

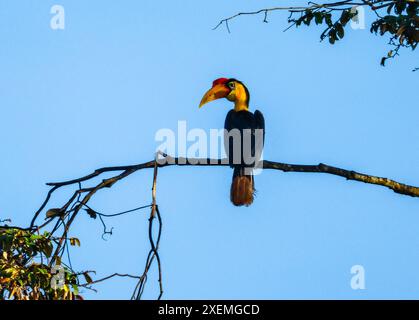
left=83, top=272, right=93, bottom=284
left=340, top=10, right=351, bottom=25
left=46, top=208, right=63, bottom=219
left=42, top=242, right=53, bottom=258
left=395, top=0, right=407, bottom=14
left=336, top=23, right=345, bottom=39
left=325, top=13, right=333, bottom=27
left=387, top=3, right=395, bottom=14
left=329, top=30, right=336, bottom=44
left=314, top=12, right=323, bottom=25
left=304, top=10, right=314, bottom=25
left=85, top=208, right=97, bottom=219
left=72, top=284, right=79, bottom=296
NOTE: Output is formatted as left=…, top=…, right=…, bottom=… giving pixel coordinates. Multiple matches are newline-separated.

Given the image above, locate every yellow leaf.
left=69, top=238, right=81, bottom=247
left=0, top=277, right=10, bottom=284
left=9, top=287, right=17, bottom=299
left=63, top=284, right=69, bottom=293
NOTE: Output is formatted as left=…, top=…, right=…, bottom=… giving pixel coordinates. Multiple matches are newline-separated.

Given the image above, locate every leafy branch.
left=2, top=152, right=419, bottom=299
left=214, top=0, right=418, bottom=67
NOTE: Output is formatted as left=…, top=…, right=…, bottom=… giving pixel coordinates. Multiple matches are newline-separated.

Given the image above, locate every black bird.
left=199, top=78, right=265, bottom=206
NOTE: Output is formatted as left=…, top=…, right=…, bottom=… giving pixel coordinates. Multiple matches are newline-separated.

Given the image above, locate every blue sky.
left=0, top=0, right=418, bottom=299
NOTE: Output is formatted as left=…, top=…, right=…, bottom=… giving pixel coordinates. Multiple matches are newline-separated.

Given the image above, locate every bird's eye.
left=228, top=82, right=235, bottom=89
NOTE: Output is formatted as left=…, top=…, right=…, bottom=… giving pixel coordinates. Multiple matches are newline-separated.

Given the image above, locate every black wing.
left=253, top=110, right=265, bottom=164
left=224, top=109, right=235, bottom=164
left=254, top=110, right=265, bottom=133
left=224, top=109, right=265, bottom=166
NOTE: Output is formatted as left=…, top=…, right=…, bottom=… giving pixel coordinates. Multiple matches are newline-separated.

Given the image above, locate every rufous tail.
left=230, top=167, right=254, bottom=206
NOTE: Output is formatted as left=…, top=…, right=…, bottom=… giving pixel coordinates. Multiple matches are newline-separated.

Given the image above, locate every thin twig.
left=16, top=152, right=419, bottom=299
left=133, top=152, right=164, bottom=300
left=213, top=1, right=376, bottom=30
left=43, top=156, right=419, bottom=202
left=79, top=273, right=141, bottom=287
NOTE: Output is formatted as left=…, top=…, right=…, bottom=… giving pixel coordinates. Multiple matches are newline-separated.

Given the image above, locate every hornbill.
left=199, top=78, right=265, bottom=206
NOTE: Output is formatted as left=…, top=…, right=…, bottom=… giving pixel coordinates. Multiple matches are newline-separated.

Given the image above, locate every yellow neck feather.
left=234, top=101, right=249, bottom=112
left=233, top=83, right=249, bottom=112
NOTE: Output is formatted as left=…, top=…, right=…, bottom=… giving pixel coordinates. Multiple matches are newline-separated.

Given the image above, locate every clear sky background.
left=0, top=1, right=418, bottom=299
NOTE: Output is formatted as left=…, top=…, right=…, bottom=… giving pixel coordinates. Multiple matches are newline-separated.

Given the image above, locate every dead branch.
left=32, top=155, right=419, bottom=224
left=79, top=273, right=142, bottom=287
left=11, top=153, right=417, bottom=300
left=213, top=0, right=395, bottom=31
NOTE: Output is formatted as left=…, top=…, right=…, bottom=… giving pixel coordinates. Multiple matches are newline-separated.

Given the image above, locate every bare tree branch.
left=8, top=153, right=415, bottom=300
left=213, top=0, right=379, bottom=31
left=79, top=273, right=141, bottom=287
left=213, top=0, right=417, bottom=67
left=130, top=153, right=164, bottom=300
left=32, top=155, right=419, bottom=220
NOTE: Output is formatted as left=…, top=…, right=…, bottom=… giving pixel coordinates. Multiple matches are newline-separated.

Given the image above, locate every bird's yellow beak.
left=199, top=84, right=230, bottom=108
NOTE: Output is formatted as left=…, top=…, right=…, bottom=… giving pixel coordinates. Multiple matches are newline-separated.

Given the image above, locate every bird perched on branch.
left=199, top=78, right=265, bottom=206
